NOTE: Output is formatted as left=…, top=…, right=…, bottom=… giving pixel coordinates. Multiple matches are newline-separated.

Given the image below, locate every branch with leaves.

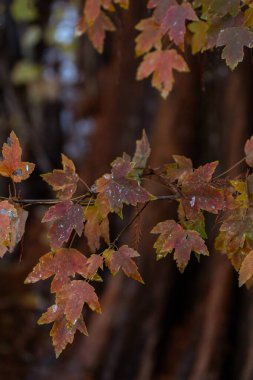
left=1, top=130, right=253, bottom=356
left=76, top=0, right=253, bottom=98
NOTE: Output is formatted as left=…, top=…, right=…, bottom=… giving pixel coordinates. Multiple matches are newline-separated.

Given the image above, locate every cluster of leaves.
left=2, top=130, right=253, bottom=357
left=77, top=0, right=253, bottom=98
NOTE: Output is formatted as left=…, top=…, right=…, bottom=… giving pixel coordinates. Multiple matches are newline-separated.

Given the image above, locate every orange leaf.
left=137, top=49, right=189, bottom=98
left=103, top=245, right=144, bottom=283
left=0, top=201, right=28, bottom=258
left=0, top=131, right=35, bottom=182
left=135, top=17, right=162, bottom=56
left=25, top=248, right=88, bottom=292
left=239, top=251, right=253, bottom=287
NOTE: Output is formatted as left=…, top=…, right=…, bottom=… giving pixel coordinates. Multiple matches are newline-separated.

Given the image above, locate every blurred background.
left=1, top=0, right=253, bottom=379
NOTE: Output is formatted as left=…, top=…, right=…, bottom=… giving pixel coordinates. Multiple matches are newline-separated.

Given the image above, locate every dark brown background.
left=1, top=1, right=253, bottom=379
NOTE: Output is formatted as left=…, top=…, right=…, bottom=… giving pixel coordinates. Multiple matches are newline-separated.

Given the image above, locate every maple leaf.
left=216, top=26, right=253, bottom=70
left=57, top=280, right=101, bottom=323
left=151, top=220, right=208, bottom=272
left=84, top=204, right=109, bottom=252
left=96, top=155, right=152, bottom=216
left=132, top=129, right=151, bottom=174
left=188, top=20, right=210, bottom=54
left=163, top=155, right=193, bottom=184
left=181, top=161, right=224, bottom=218
left=39, top=304, right=88, bottom=358
left=42, top=200, right=84, bottom=249
left=88, top=12, right=116, bottom=53
left=161, top=2, right=198, bottom=47
left=42, top=154, right=79, bottom=200
left=76, top=11, right=115, bottom=53
left=0, top=201, right=28, bottom=258
left=84, top=0, right=100, bottom=25
left=200, top=0, right=241, bottom=18
left=0, top=131, right=35, bottom=182
left=239, top=251, right=253, bottom=287
left=135, top=18, right=162, bottom=56
left=25, top=248, right=88, bottom=292
left=215, top=209, right=253, bottom=256
left=103, top=245, right=144, bottom=283
left=244, top=135, right=253, bottom=167
left=86, top=254, right=104, bottom=279
left=137, top=49, right=189, bottom=98
left=148, top=0, right=177, bottom=23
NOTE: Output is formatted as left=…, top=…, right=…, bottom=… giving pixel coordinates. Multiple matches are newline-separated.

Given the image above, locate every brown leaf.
left=216, top=26, right=253, bottom=70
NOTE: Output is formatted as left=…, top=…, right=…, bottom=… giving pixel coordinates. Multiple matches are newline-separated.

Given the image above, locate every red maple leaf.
left=137, top=49, right=189, bottom=99
left=42, top=200, right=84, bottom=248
left=85, top=254, right=104, bottom=279
left=103, top=245, right=144, bottom=283
left=181, top=161, right=224, bottom=218
left=84, top=0, right=100, bottom=25
left=135, top=17, right=162, bottom=56
left=96, top=155, right=152, bottom=216
left=148, top=0, right=177, bottom=23
left=57, top=279, right=101, bottom=323
left=42, top=154, right=79, bottom=200
left=76, top=11, right=115, bottom=53
left=25, top=248, right=88, bottom=292
left=151, top=220, right=208, bottom=272
left=161, top=2, right=198, bottom=47
left=0, top=131, right=35, bottom=182
left=38, top=304, right=88, bottom=358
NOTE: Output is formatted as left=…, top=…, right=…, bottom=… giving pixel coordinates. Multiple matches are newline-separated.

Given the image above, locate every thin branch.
left=213, top=157, right=245, bottom=179
left=0, top=194, right=177, bottom=206
left=111, top=202, right=150, bottom=246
